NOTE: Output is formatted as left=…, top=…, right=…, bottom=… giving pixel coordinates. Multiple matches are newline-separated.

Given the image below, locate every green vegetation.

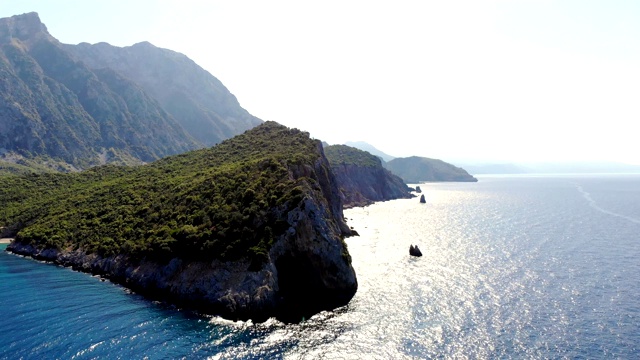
left=0, top=122, right=323, bottom=265
left=385, top=156, right=478, bottom=183
left=324, top=145, right=381, bottom=167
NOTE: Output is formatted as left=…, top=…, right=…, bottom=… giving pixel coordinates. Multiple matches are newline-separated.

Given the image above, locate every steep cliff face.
left=4, top=122, right=357, bottom=322
left=324, top=144, right=413, bottom=208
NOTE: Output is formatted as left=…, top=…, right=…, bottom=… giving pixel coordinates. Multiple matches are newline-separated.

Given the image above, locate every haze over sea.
left=2, top=174, right=639, bottom=359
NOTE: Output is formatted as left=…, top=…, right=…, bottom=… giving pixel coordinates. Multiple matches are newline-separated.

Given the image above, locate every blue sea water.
left=2, top=174, right=640, bottom=359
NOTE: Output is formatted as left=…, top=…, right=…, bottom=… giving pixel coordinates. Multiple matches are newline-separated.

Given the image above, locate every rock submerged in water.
left=409, top=245, right=423, bottom=257
left=419, top=194, right=426, bottom=203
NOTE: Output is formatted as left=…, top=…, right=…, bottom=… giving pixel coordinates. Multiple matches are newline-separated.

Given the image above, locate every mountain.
left=0, top=12, right=261, bottom=171
left=3, top=122, right=357, bottom=322
left=64, top=41, right=262, bottom=147
left=324, top=144, right=413, bottom=208
left=344, top=141, right=395, bottom=162
left=385, top=156, right=478, bottom=183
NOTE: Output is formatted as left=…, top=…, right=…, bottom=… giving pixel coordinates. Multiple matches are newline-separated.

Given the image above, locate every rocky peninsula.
left=3, top=122, right=357, bottom=322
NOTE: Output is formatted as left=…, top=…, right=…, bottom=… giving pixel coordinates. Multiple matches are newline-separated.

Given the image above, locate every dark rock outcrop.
left=415, top=186, right=422, bottom=193
left=324, top=144, right=413, bottom=208
left=409, top=245, right=422, bottom=257
left=419, top=194, right=426, bottom=203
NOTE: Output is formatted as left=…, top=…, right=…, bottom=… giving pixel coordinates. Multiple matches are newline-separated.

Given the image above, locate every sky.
left=1, top=1, right=639, bottom=165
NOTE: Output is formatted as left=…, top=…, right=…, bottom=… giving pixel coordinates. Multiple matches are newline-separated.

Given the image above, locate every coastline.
left=0, top=238, right=13, bottom=244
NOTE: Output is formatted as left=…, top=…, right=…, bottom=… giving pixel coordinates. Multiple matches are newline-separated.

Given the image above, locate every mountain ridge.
left=0, top=12, right=261, bottom=171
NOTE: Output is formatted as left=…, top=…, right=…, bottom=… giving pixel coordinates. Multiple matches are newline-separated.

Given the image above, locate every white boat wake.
left=575, top=184, right=640, bottom=225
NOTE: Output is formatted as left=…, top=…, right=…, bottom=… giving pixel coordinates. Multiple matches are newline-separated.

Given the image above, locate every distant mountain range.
left=0, top=12, right=261, bottom=171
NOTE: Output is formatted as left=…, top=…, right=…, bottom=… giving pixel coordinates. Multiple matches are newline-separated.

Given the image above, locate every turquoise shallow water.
left=1, top=174, right=640, bottom=359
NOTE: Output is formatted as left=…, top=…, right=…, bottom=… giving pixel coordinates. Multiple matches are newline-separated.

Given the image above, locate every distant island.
left=384, top=156, right=478, bottom=183
left=3, top=122, right=358, bottom=322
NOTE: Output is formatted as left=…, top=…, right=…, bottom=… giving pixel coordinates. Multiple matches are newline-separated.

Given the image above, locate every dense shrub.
left=0, top=122, right=325, bottom=262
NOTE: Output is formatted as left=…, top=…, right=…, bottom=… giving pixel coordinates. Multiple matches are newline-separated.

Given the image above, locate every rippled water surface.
left=2, top=175, right=640, bottom=359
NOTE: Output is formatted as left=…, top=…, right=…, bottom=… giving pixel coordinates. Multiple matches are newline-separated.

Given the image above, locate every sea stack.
left=419, top=194, right=426, bottom=203
left=409, top=245, right=423, bottom=257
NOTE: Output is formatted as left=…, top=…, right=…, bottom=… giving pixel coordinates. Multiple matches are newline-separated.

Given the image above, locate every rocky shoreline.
left=7, top=195, right=358, bottom=323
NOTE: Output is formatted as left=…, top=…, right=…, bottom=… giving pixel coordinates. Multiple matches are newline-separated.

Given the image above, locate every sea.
left=1, top=174, right=640, bottom=359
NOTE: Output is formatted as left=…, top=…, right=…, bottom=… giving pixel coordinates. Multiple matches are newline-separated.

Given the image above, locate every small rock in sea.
left=409, top=244, right=423, bottom=257
left=419, top=194, right=426, bottom=203
left=415, top=186, right=422, bottom=193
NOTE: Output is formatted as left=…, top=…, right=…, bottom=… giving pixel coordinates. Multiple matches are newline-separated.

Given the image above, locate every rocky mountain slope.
left=3, top=122, right=357, bottom=322
left=325, top=144, right=413, bottom=208
left=64, top=40, right=262, bottom=147
left=385, top=156, right=478, bottom=183
left=0, top=12, right=261, bottom=171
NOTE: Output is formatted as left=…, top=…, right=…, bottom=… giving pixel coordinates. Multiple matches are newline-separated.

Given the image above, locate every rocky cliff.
left=4, top=122, right=357, bottom=322
left=324, top=145, right=413, bottom=208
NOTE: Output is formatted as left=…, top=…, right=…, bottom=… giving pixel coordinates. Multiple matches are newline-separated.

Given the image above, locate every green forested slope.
left=385, top=156, right=478, bottom=183
left=0, top=122, right=323, bottom=265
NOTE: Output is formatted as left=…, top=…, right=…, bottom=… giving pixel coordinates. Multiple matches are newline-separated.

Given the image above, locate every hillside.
left=385, top=156, right=478, bottom=183
left=64, top=41, right=262, bottom=147
left=324, top=145, right=412, bottom=208
left=2, top=121, right=357, bottom=322
left=0, top=12, right=261, bottom=172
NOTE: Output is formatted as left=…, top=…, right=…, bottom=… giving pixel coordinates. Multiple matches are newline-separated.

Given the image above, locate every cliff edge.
left=324, top=145, right=413, bottom=208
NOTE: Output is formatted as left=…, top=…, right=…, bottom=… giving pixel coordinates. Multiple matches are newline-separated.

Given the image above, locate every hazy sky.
left=2, top=1, right=639, bottom=165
